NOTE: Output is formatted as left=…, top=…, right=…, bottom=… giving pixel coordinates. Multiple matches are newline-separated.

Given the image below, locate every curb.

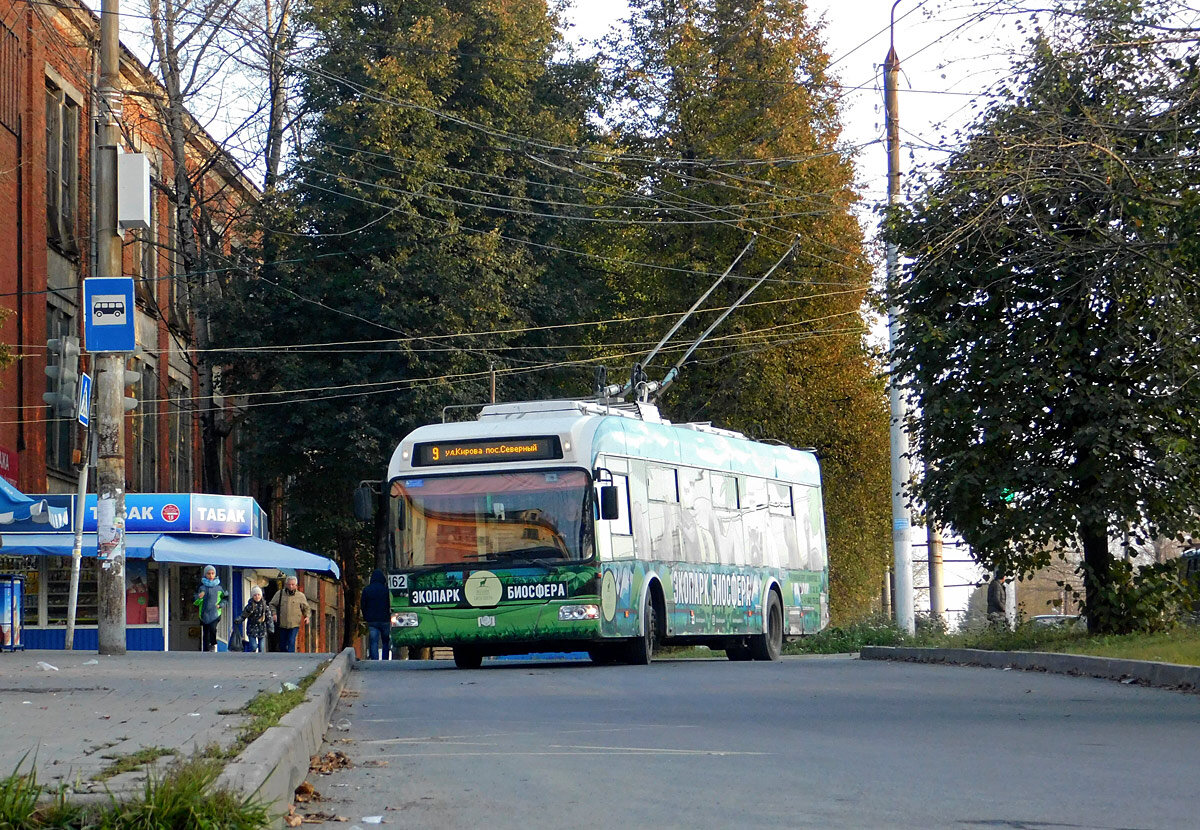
left=218, top=647, right=356, bottom=825
left=860, top=646, right=1200, bottom=692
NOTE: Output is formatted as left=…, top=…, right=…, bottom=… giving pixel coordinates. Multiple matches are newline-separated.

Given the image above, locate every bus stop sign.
left=83, top=278, right=136, bottom=353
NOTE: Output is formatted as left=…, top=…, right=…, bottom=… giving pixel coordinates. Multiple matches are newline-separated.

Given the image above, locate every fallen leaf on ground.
left=300, top=811, right=349, bottom=823
left=295, top=781, right=319, bottom=802
left=284, top=806, right=303, bottom=827
left=363, top=760, right=389, bottom=767
left=309, top=751, right=352, bottom=774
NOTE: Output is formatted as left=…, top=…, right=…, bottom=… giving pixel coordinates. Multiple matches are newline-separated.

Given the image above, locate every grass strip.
left=0, top=757, right=271, bottom=829
left=94, top=747, right=178, bottom=782
left=784, top=615, right=1200, bottom=666
left=207, top=660, right=331, bottom=760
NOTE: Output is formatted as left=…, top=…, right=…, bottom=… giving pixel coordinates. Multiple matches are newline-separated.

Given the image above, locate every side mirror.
left=352, top=482, right=377, bottom=523
left=599, top=485, right=619, bottom=520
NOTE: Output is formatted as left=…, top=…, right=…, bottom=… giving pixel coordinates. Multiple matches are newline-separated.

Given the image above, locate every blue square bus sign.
left=83, top=277, right=136, bottom=353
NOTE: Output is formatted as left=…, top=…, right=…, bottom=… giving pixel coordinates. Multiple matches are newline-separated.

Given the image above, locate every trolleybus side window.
left=711, top=472, right=738, bottom=511
left=768, top=482, right=793, bottom=516
left=648, top=465, right=678, bottom=503
left=610, top=474, right=633, bottom=536
left=744, top=477, right=768, bottom=511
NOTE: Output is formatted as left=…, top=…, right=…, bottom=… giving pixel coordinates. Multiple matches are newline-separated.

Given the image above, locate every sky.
left=557, top=0, right=1038, bottom=620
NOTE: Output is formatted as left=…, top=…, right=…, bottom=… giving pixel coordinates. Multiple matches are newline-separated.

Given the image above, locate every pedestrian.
left=269, top=575, right=310, bottom=653
left=361, top=568, right=392, bottom=660
left=194, top=565, right=224, bottom=652
left=987, top=571, right=1008, bottom=629
left=241, top=585, right=271, bottom=653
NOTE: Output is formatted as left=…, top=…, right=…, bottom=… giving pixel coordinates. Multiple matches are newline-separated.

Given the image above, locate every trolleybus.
left=379, top=399, right=828, bottom=667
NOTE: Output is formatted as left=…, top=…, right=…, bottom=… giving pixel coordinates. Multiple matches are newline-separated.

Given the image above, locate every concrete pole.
left=927, top=523, right=944, bottom=622
left=95, top=0, right=127, bottom=655
left=64, top=449, right=89, bottom=650
left=885, top=4, right=915, bottom=635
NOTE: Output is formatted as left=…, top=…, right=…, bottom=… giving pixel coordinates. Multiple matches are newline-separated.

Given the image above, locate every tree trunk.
left=1080, top=516, right=1114, bottom=633
left=153, top=1, right=229, bottom=494
left=337, top=528, right=362, bottom=652
left=373, top=486, right=390, bottom=570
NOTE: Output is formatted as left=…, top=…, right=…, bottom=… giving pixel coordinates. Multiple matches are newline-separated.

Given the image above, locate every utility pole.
left=886, top=1, right=915, bottom=635
left=95, top=0, right=127, bottom=655
left=927, top=523, right=944, bottom=623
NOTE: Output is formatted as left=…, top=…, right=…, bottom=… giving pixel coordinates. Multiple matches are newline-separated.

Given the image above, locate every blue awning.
left=150, top=535, right=341, bottom=578
left=0, top=479, right=68, bottom=528
left=0, top=533, right=340, bottom=578
left=0, top=532, right=157, bottom=558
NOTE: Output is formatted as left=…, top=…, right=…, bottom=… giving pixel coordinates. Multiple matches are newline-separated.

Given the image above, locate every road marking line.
left=374, top=748, right=764, bottom=758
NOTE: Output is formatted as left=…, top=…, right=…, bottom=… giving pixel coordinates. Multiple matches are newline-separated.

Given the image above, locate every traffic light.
left=44, top=336, right=81, bottom=416
left=123, top=366, right=141, bottom=412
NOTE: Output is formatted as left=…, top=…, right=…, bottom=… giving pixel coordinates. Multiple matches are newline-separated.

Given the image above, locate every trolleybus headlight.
left=558, top=604, right=600, bottom=621
left=391, top=612, right=419, bottom=628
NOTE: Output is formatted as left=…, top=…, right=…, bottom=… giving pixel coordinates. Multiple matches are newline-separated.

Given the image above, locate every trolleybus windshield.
left=391, top=470, right=592, bottom=567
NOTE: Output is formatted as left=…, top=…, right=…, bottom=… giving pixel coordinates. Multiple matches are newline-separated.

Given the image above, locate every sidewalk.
left=860, top=646, right=1200, bottom=692
left=0, top=649, right=332, bottom=797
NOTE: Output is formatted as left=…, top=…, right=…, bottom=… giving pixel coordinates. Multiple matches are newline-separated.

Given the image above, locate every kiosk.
left=0, top=494, right=341, bottom=651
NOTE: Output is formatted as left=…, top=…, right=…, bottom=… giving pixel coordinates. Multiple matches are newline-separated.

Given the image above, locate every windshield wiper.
left=476, top=547, right=568, bottom=569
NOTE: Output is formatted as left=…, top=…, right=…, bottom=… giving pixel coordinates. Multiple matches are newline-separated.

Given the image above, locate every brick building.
left=0, top=0, right=344, bottom=653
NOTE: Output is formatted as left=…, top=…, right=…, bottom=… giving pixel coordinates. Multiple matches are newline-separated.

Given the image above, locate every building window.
left=130, top=357, right=158, bottom=492
left=0, top=24, right=19, bottom=137
left=45, top=82, right=79, bottom=254
left=168, top=379, right=193, bottom=491
left=132, top=165, right=159, bottom=304
left=45, top=306, right=75, bottom=472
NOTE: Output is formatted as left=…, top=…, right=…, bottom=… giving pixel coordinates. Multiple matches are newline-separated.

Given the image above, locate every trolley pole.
left=885, top=1, right=915, bottom=635
left=95, top=0, right=128, bottom=656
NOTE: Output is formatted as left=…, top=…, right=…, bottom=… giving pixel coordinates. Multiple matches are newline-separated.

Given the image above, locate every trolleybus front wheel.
left=750, top=592, right=783, bottom=661
left=453, top=647, right=484, bottom=669
left=625, top=592, right=659, bottom=665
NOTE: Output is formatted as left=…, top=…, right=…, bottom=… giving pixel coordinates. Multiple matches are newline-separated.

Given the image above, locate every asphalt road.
left=304, top=655, right=1200, bottom=829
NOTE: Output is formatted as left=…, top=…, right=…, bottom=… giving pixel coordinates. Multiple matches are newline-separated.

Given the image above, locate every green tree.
left=890, top=0, right=1200, bottom=633
left=214, top=0, right=599, bottom=644
left=598, top=0, right=890, bottom=619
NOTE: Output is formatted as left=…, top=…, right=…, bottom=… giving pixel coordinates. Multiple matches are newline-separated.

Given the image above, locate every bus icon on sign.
left=92, top=296, right=126, bottom=325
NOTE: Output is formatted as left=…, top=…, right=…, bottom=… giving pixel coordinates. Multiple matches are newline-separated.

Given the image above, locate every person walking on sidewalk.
left=241, top=586, right=271, bottom=653
left=270, top=575, right=310, bottom=653
left=361, top=568, right=392, bottom=660
left=194, top=566, right=224, bottom=652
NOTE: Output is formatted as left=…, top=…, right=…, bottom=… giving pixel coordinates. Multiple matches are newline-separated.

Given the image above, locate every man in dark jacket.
left=361, top=569, right=392, bottom=660
left=987, top=572, right=1008, bottom=629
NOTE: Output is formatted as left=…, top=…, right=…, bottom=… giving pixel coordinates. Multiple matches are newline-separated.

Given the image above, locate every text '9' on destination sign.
left=412, top=436, right=563, bottom=467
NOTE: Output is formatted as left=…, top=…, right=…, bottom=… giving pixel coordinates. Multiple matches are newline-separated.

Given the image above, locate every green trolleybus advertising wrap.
left=381, top=401, right=829, bottom=666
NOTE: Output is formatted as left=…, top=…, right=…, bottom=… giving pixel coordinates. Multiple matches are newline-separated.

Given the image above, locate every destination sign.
left=412, top=436, right=562, bottom=467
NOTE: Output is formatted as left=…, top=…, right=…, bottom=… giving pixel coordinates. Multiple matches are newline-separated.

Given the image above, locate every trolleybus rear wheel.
left=750, top=592, right=783, bottom=661
left=453, top=647, right=483, bottom=669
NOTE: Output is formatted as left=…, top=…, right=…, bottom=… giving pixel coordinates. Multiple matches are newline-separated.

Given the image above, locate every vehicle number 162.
left=388, top=574, right=408, bottom=590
